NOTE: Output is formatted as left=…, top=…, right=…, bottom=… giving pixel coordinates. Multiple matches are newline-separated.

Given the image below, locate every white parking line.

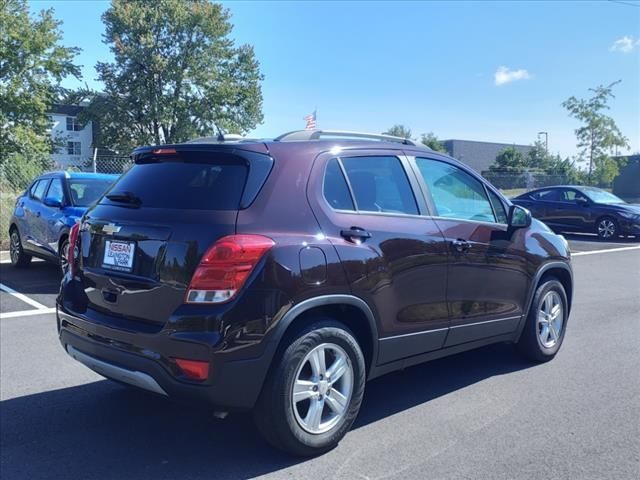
left=573, top=245, right=640, bottom=256
left=0, top=282, right=50, bottom=311
left=1, top=307, right=56, bottom=319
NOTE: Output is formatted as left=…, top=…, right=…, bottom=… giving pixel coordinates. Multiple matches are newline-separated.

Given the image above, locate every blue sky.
left=31, top=0, right=640, bottom=158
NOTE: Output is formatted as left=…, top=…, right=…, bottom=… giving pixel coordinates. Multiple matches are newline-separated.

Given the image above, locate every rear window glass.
left=69, top=178, right=116, bottom=207
left=323, top=159, right=355, bottom=211
left=104, top=159, right=247, bottom=210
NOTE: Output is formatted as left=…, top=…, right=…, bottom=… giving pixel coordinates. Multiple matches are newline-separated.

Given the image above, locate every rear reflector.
left=174, top=358, right=210, bottom=381
left=186, top=234, right=274, bottom=304
left=67, top=222, right=80, bottom=276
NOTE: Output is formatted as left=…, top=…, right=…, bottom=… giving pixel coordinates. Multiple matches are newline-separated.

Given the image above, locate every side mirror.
left=508, top=205, right=531, bottom=229
left=43, top=197, right=62, bottom=208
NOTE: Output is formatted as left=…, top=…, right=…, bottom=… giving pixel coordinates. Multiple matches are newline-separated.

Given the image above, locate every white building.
left=48, top=104, right=94, bottom=169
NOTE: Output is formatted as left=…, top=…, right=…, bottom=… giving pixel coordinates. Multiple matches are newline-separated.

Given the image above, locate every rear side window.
left=105, top=156, right=248, bottom=210
left=31, top=179, right=50, bottom=201
left=323, top=159, right=355, bottom=211
left=340, top=156, right=418, bottom=215
left=46, top=178, right=65, bottom=204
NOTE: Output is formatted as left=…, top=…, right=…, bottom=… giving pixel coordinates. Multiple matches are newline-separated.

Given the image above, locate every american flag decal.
left=304, top=110, right=317, bottom=130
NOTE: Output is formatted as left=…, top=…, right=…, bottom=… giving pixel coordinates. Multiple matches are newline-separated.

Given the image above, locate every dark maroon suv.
left=57, top=130, right=573, bottom=456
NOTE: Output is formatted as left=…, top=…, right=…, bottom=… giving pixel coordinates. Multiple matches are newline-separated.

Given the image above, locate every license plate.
left=102, top=240, right=135, bottom=272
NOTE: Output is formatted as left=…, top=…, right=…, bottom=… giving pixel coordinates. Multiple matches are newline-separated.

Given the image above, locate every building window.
left=67, top=141, right=81, bottom=156
left=66, top=116, right=81, bottom=131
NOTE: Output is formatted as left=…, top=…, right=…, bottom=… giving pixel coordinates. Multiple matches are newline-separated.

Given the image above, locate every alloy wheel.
left=537, top=291, right=564, bottom=348
left=10, top=231, right=21, bottom=264
left=291, top=343, right=354, bottom=434
left=597, top=219, right=616, bottom=239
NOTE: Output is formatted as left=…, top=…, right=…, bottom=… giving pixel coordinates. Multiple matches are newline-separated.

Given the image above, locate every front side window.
left=323, top=159, right=355, bottom=211
left=66, top=116, right=81, bottom=131
left=46, top=178, right=65, bottom=204
left=340, top=156, right=418, bottom=215
left=67, top=141, right=81, bottom=155
left=416, top=158, right=496, bottom=223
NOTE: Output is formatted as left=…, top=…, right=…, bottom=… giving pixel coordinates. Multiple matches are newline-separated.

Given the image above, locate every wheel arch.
left=515, top=261, right=573, bottom=341
left=271, top=295, right=379, bottom=378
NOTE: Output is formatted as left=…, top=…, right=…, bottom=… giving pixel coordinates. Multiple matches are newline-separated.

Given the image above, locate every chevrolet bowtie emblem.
left=102, top=223, right=121, bottom=235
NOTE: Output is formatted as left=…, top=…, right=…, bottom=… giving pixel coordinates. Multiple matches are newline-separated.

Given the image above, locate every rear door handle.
left=340, top=227, right=372, bottom=243
left=451, top=239, right=471, bottom=253
left=35, top=211, right=41, bottom=217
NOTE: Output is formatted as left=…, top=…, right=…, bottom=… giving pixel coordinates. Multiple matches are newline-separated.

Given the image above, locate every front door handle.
left=35, top=211, right=41, bottom=217
left=451, top=239, right=471, bottom=253
left=340, top=227, right=372, bottom=243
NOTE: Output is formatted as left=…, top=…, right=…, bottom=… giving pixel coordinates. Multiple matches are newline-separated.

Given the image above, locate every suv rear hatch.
left=76, top=145, right=273, bottom=326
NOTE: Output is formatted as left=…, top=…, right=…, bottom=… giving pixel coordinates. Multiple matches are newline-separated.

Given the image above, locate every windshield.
left=583, top=189, right=626, bottom=204
left=68, top=178, right=116, bottom=207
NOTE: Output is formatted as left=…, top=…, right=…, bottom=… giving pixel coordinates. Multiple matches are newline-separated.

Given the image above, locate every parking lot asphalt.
left=1, top=235, right=639, bottom=479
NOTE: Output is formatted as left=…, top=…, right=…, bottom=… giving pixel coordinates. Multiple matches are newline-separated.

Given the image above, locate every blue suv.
left=9, top=171, right=118, bottom=271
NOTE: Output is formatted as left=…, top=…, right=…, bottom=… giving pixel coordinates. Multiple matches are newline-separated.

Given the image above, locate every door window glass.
left=487, top=189, right=508, bottom=224
left=340, top=156, right=418, bottom=215
left=416, top=158, right=496, bottom=222
left=563, top=190, right=588, bottom=203
left=533, top=189, right=562, bottom=201
left=46, top=179, right=65, bottom=204
left=32, top=180, right=50, bottom=201
left=323, top=159, right=355, bottom=211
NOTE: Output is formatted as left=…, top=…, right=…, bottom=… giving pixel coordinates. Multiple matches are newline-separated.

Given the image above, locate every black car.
left=58, top=130, right=573, bottom=456
left=512, top=185, right=640, bottom=240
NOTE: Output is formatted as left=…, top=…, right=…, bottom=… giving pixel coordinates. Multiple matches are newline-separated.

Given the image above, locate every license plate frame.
left=102, top=240, right=136, bottom=272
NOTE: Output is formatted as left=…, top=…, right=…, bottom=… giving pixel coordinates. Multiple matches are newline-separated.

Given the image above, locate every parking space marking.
left=0, top=282, right=51, bottom=311
left=1, top=307, right=56, bottom=319
left=572, top=245, right=640, bottom=257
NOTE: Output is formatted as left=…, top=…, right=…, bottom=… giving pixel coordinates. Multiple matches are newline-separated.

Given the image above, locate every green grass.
left=1, top=189, right=19, bottom=249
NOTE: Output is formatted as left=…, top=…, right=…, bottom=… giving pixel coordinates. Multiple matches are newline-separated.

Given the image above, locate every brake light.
left=174, top=358, right=209, bottom=381
left=67, top=222, right=80, bottom=276
left=186, top=234, right=275, bottom=304
left=152, top=148, right=177, bottom=155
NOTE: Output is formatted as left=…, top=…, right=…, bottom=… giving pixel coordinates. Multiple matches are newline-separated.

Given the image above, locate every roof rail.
left=274, top=129, right=419, bottom=146
left=186, top=133, right=247, bottom=144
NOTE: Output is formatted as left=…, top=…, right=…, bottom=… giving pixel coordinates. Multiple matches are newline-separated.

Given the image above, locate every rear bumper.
left=57, top=305, right=272, bottom=410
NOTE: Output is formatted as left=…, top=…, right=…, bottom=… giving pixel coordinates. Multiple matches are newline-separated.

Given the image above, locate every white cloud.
left=610, top=35, right=639, bottom=54
left=494, top=66, right=532, bottom=86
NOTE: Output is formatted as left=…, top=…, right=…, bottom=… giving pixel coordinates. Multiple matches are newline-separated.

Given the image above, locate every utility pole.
left=538, top=131, right=548, bottom=154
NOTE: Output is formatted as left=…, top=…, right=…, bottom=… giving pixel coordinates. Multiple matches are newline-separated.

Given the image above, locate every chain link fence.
left=0, top=154, right=130, bottom=248
left=481, top=170, right=572, bottom=199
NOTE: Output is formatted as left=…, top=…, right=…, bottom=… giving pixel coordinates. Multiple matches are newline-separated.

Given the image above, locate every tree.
left=0, top=0, right=80, bottom=176
left=85, top=0, right=264, bottom=152
left=489, top=147, right=528, bottom=172
left=562, top=81, right=629, bottom=186
left=383, top=125, right=412, bottom=139
left=420, top=132, right=447, bottom=153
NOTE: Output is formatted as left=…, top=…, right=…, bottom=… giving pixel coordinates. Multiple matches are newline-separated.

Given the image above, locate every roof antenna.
left=215, top=124, right=224, bottom=142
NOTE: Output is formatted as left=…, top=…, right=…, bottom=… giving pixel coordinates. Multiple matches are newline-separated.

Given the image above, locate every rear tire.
left=9, top=228, right=31, bottom=268
left=253, top=319, right=366, bottom=456
left=596, top=216, right=618, bottom=240
left=59, top=237, right=69, bottom=275
left=517, top=278, right=568, bottom=363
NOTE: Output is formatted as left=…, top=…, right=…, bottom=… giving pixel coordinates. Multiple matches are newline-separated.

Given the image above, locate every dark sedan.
left=512, top=185, right=640, bottom=240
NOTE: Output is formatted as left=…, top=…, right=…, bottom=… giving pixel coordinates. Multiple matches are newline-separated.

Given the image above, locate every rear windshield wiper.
left=106, top=191, right=142, bottom=206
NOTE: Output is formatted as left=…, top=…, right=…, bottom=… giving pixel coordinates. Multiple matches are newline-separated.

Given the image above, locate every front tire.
left=253, top=319, right=366, bottom=456
left=517, top=278, right=568, bottom=363
left=9, top=228, right=32, bottom=268
left=596, top=216, right=618, bottom=240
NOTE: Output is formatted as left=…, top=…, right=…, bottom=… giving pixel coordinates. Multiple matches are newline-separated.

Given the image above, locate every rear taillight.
left=186, top=234, right=275, bottom=304
left=67, top=222, right=80, bottom=276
